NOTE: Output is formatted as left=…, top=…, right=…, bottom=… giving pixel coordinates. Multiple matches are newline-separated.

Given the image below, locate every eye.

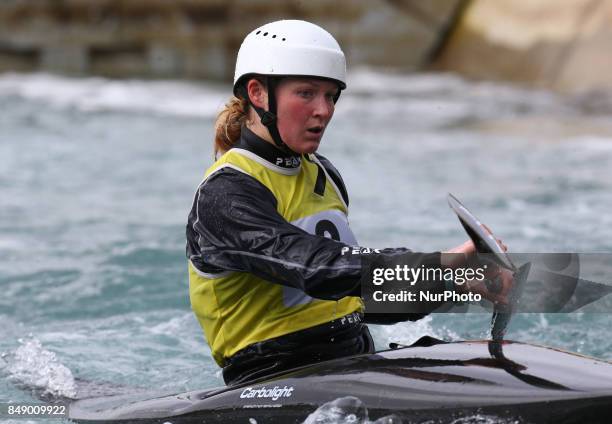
left=297, top=89, right=315, bottom=99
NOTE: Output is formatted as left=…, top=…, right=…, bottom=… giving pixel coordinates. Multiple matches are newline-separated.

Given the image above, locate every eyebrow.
left=293, top=80, right=319, bottom=87
left=293, top=79, right=338, bottom=92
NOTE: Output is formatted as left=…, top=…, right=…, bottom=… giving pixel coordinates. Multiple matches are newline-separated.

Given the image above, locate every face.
left=274, top=78, right=339, bottom=154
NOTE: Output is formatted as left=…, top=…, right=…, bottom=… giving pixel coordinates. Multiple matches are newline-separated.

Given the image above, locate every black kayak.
left=68, top=337, right=612, bottom=424
left=70, top=196, right=612, bottom=423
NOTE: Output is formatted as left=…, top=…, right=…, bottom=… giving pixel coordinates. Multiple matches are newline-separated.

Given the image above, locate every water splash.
left=3, top=337, right=77, bottom=399
left=372, top=314, right=460, bottom=350
left=302, top=396, right=523, bottom=424
left=302, top=396, right=401, bottom=424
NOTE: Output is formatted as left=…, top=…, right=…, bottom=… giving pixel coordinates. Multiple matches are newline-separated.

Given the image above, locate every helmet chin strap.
left=246, top=77, right=290, bottom=152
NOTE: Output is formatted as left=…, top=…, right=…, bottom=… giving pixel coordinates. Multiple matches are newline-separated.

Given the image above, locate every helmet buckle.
left=261, top=111, right=277, bottom=126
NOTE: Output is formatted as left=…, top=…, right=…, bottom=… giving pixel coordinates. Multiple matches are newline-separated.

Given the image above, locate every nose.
left=313, top=94, right=334, bottom=121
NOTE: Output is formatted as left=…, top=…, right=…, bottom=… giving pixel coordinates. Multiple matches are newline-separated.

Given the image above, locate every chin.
left=287, top=141, right=320, bottom=155
left=303, top=144, right=320, bottom=154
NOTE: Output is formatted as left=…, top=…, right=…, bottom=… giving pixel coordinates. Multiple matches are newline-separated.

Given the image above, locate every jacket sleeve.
left=186, top=167, right=446, bottom=313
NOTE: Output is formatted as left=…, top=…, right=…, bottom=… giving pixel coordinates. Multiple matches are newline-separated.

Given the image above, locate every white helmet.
left=233, top=19, right=347, bottom=95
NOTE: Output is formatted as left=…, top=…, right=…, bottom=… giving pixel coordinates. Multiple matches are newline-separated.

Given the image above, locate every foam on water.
left=301, top=396, right=400, bottom=424
left=0, top=69, right=588, bottom=129
left=148, top=312, right=194, bottom=336
left=2, top=337, right=77, bottom=399
left=0, top=72, right=227, bottom=118
left=371, top=314, right=460, bottom=350
left=2, top=420, right=42, bottom=424
left=301, top=396, right=522, bottom=424
left=338, top=68, right=577, bottom=128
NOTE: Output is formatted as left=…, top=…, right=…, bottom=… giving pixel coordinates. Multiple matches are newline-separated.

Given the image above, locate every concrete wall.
left=433, top=0, right=612, bottom=93
left=0, top=0, right=465, bottom=80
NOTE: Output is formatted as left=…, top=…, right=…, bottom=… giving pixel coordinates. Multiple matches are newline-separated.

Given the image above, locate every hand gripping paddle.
left=447, top=194, right=531, bottom=341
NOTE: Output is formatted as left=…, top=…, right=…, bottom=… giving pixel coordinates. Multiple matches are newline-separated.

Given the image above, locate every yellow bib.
left=189, top=148, right=363, bottom=366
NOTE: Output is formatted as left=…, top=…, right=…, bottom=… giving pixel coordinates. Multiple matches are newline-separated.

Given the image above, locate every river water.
left=1, top=70, right=612, bottom=423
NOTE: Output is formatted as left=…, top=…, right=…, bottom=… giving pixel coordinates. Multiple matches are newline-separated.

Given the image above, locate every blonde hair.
left=214, top=96, right=249, bottom=157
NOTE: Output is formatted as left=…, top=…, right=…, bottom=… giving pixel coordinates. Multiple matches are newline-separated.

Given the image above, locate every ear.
left=246, top=79, right=268, bottom=110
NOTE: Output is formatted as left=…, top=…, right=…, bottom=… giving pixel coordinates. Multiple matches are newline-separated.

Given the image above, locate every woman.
left=186, top=20, right=511, bottom=385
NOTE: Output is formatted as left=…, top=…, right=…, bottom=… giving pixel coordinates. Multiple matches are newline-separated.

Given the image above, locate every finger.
left=484, top=275, right=503, bottom=294
left=464, top=240, right=476, bottom=255
left=499, top=273, right=515, bottom=297
left=483, top=265, right=502, bottom=281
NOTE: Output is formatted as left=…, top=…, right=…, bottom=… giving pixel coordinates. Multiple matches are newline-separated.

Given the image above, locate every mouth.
left=306, top=126, right=324, bottom=135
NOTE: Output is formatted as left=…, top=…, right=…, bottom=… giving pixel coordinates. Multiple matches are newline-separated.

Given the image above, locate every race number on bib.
left=282, top=210, right=358, bottom=307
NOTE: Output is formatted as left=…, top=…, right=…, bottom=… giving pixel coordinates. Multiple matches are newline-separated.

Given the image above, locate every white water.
left=2, top=337, right=77, bottom=399
left=2, top=70, right=612, bottom=423
left=301, top=396, right=522, bottom=424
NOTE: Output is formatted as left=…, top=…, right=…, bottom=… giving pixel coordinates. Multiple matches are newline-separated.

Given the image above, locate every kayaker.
left=186, top=19, right=513, bottom=385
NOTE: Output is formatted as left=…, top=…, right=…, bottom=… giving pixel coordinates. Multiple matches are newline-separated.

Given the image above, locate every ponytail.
left=214, top=96, right=249, bottom=156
